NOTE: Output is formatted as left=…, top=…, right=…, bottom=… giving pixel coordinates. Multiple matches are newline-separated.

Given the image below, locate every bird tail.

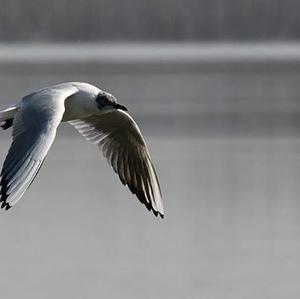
left=0, top=106, right=18, bottom=130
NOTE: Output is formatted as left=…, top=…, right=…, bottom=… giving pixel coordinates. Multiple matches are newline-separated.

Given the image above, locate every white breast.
left=62, top=85, right=100, bottom=122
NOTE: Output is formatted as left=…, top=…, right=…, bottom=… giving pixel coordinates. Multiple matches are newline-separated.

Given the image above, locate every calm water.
left=0, top=135, right=300, bottom=299
left=0, top=44, right=300, bottom=298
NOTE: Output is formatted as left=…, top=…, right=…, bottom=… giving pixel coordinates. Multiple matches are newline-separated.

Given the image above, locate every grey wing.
left=70, top=110, right=164, bottom=218
left=0, top=103, right=64, bottom=210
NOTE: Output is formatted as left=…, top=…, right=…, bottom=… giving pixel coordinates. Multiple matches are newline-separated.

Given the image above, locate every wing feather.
left=0, top=91, right=70, bottom=209
left=70, top=110, right=164, bottom=217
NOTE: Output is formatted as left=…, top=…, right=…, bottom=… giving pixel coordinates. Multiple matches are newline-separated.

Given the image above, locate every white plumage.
left=0, top=82, right=163, bottom=217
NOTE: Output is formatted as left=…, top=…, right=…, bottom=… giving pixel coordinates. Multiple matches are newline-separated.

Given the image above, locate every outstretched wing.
left=70, top=110, right=164, bottom=218
left=0, top=95, right=68, bottom=210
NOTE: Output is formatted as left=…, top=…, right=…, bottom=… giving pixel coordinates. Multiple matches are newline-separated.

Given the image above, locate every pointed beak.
left=113, top=103, right=128, bottom=111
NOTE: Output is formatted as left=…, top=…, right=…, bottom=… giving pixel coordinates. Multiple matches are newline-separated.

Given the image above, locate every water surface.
left=0, top=44, right=300, bottom=298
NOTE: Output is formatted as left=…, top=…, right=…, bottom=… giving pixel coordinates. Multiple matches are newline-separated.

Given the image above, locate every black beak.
left=113, top=103, right=128, bottom=111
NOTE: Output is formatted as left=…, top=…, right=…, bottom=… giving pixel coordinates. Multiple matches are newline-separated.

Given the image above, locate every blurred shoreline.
left=0, top=42, right=299, bottom=137
left=1, top=42, right=300, bottom=64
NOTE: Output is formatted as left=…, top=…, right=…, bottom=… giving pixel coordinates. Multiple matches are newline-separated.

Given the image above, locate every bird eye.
left=96, top=94, right=109, bottom=106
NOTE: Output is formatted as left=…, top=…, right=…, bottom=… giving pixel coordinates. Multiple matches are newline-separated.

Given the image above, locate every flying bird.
left=0, top=82, right=163, bottom=217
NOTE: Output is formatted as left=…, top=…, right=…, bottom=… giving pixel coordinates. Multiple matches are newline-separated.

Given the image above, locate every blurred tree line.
left=0, top=0, right=298, bottom=41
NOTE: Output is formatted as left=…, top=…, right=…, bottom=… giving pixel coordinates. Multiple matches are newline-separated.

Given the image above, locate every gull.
left=0, top=82, right=163, bottom=217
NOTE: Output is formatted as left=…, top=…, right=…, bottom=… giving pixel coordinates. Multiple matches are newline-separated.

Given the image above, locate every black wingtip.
left=0, top=199, right=11, bottom=211
left=0, top=119, right=13, bottom=130
left=154, top=210, right=164, bottom=219
left=0, top=175, right=12, bottom=211
left=5, top=203, right=11, bottom=210
left=1, top=200, right=6, bottom=209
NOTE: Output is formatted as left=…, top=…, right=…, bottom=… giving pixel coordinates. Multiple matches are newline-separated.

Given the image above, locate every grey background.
left=0, top=1, right=300, bottom=299
left=0, top=0, right=299, bottom=41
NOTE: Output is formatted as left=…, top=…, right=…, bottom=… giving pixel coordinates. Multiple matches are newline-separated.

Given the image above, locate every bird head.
left=96, top=91, right=127, bottom=112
